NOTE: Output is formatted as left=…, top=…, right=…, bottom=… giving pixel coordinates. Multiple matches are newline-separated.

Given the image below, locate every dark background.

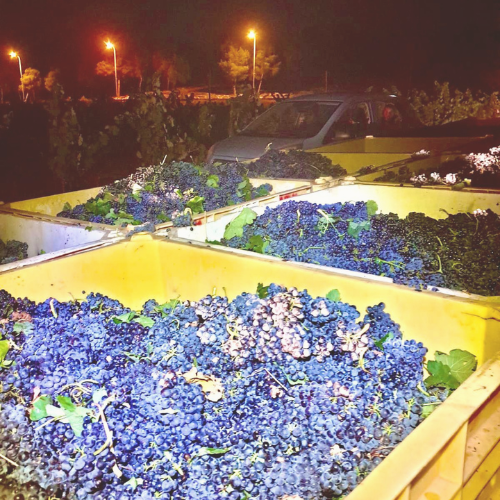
left=0, top=0, right=499, bottom=97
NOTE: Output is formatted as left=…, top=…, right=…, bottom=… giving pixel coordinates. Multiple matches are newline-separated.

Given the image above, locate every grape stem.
left=249, top=367, right=289, bottom=394
left=0, top=451, right=18, bottom=467
left=93, top=394, right=117, bottom=456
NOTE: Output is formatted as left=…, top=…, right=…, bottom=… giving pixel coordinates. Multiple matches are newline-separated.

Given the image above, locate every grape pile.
left=222, top=201, right=500, bottom=296
left=57, top=162, right=273, bottom=227
left=0, top=239, right=28, bottom=265
left=229, top=150, right=347, bottom=180
left=0, top=285, right=446, bottom=499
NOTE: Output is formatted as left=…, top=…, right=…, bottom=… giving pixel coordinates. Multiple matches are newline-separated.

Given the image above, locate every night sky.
left=0, top=0, right=499, bottom=95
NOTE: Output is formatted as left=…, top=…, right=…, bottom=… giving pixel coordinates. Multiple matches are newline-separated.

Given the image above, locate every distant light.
left=105, top=40, right=114, bottom=50
left=248, top=30, right=256, bottom=39
left=9, top=51, right=17, bottom=59
left=389, top=94, right=397, bottom=97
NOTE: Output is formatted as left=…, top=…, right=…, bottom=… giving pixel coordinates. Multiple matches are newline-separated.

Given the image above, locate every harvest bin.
left=167, top=181, right=500, bottom=300
left=308, top=136, right=487, bottom=176
left=0, top=209, right=120, bottom=272
left=0, top=233, right=499, bottom=500
left=2, top=178, right=313, bottom=231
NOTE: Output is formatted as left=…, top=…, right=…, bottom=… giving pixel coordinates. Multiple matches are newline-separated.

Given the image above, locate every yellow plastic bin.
left=0, top=209, right=121, bottom=273
left=2, top=178, right=312, bottom=232
left=0, top=233, right=498, bottom=500
left=166, top=181, right=500, bottom=301
left=309, top=136, right=488, bottom=176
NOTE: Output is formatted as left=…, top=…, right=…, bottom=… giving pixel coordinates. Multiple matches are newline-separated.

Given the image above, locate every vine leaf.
left=366, top=200, right=378, bottom=216
left=224, top=208, right=257, bottom=240
left=257, top=283, right=269, bottom=299
left=425, top=349, right=477, bottom=390
left=245, top=235, right=269, bottom=254
left=30, top=395, right=53, bottom=421
left=325, top=289, right=341, bottom=302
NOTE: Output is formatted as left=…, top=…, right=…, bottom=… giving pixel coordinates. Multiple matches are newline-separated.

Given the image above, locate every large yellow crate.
left=2, top=178, right=312, bottom=230
left=0, top=233, right=498, bottom=499
left=309, top=136, right=487, bottom=176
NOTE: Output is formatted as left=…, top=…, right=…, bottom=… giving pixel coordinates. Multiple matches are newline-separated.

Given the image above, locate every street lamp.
left=105, top=40, right=118, bottom=97
left=9, top=51, right=25, bottom=101
left=247, top=30, right=256, bottom=92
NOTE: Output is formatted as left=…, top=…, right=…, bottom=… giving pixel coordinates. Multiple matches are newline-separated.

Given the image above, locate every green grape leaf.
left=434, top=349, right=477, bottom=385
left=105, top=208, right=118, bottom=220
left=374, top=332, right=394, bottom=351
left=347, top=220, right=371, bottom=239
left=62, top=202, right=72, bottom=212
left=425, top=361, right=459, bottom=390
left=112, top=312, right=137, bottom=324
left=206, top=175, right=220, bottom=188
left=186, top=196, right=205, bottom=214
left=134, top=316, right=155, bottom=328
left=13, top=322, right=34, bottom=335
left=56, top=395, right=76, bottom=412
left=366, top=200, right=378, bottom=216
left=85, top=226, right=94, bottom=232
left=92, top=388, right=108, bottom=405
left=0, top=340, right=10, bottom=365
left=257, top=283, right=269, bottom=299
left=46, top=404, right=68, bottom=421
left=45, top=396, right=90, bottom=436
left=65, top=406, right=89, bottom=437
left=256, top=185, right=271, bottom=197
left=85, top=199, right=111, bottom=217
left=326, top=289, right=341, bottom=302
left=205, top=239, right=223, bottom=246
left=197, top=447, right=231, bottom=457
left=157, top=213, right=171, bottom=223
left=101, top=192, right=115, bottom=203
left=421, top=402, right=440, bottom=419
left=245, top=235, right=269, bottom=254
left=30, top=395, right=53, bottom=421
left=125, top=477, right=144, bottom=491
left=224, top=209, right=257, bottom=240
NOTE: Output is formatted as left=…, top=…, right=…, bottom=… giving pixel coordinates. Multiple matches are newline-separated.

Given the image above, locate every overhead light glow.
left=105, top=40, right=114, bottom=50
left=9, top=51, right=17, bottom=59
left=248, top=30, right=256, bottom=39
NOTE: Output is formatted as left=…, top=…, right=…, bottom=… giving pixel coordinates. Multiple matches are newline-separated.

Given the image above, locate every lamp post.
left=248, top=30, right=256, bottom=92
left=105, top=40, right=118, bottom=97
left=9, top=51, right=25, bottom=101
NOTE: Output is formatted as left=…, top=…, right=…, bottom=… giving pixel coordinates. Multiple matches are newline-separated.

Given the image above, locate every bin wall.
left=170, top=182, right=500, bottom=245
left=311, top=136, right=485, bottom=154
left=0, top=235, right=498, bottom=365
left=0, top=211, right=110, bottom=258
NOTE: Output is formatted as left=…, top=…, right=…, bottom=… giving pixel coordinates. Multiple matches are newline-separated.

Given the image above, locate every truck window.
left=323, top=102, right=370, bottom=144
left=375, top=101, right=403, bottom=132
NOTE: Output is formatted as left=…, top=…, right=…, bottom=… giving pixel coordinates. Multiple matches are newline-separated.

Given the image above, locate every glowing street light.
left=9, top=51, right=25, bottom=101
left=247, top=30, right=256, bottom=92
left=105, top=40, right=119, bottom=97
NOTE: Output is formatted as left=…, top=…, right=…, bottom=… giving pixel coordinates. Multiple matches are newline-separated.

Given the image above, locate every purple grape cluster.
left=57, top=162, right=273, bottom=227
left=229, top=150, right=347, bottom=180
left=0, top=284, right=442, bottom=499
left=223, top=200, right=500, bottom=296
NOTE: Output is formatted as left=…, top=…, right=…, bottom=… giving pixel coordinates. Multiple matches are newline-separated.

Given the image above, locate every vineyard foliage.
left=408, top=81, right=500, bottom=126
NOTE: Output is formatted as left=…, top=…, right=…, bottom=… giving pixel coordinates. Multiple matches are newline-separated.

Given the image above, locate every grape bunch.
left=223, top=200, right=500, bottom=296
left=0, top=284, right=445, bottom=499
left=227, top=150, right=347, bottom=180
left=0, top=239, right=28, bottom=265
left=57, top=161, right=273, bottom=227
